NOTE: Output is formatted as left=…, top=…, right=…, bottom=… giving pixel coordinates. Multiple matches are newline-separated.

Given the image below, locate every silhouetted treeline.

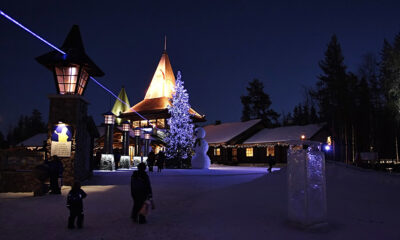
left=1, top=109, right=47, bottom=148
left=241, top=79, right=280, bottom=127
left=308, top=34, right=400, bottom=162
left=241, top=33, right=400, bottom=162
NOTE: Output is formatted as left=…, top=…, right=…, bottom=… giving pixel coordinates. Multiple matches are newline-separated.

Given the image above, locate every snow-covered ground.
left=1, top=164, right=400, bottom=240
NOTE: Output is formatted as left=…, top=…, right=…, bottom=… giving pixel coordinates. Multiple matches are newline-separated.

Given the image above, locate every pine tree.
left=240, top=79, right=279, bottom=126
left=310, top=34, right=353, bottom=162
left=164, top=71, right=195, bottom=165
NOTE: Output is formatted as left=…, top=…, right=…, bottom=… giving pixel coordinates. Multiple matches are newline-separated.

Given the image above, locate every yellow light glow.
left=144, top=53, right=176, bottom=99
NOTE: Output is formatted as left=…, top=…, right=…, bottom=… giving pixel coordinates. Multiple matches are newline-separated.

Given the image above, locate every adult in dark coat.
left=114, top=148, right=121, bottom=170
left=157, top=151, right=166, bottom=172
left=131, top=163, right=153, bottom=224
left=267, top=155, right=275, bottom=173
left=49, top=155, right=63, bottom=194
left=67, top=181, right=87, bottom=229
left=147, top=150, right=156, bottom=172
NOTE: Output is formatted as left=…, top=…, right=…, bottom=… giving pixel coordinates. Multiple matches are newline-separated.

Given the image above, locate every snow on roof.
left=243, top=123, right=325, bottom=144
left=17, top=133, right=47, bottom=147
left=204, top=119, right=262, bottom=144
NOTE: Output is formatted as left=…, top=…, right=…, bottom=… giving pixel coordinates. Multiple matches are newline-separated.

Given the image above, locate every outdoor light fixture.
left=144, top=132, right=151, bottom=140
left=300, top=134, right=306, bottom=140
left=104, top=112, right=115, bottom=125
left=36, top=25, right=104, bottom=96
left=122, top=121, right=130, bottom=132
left=324, top=145, right=331, bottom=151
left=134, top=128, right=141, bottom=137
left=54, top=64, right=89, bottom=95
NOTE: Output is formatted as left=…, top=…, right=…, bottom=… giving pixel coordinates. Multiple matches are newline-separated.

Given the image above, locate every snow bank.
left=1, top=164, right=400, bottom=239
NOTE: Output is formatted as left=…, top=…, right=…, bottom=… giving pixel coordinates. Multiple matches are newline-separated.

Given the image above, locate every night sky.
left=1, top=0, right=400, bottom=134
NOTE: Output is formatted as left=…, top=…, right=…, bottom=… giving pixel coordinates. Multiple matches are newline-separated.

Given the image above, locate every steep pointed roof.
left=36, top=25, right=104, bottom=77
left=112, top=87, right=131, bottom=124
left=144, top=51, right=176, bottom=99
left=122, top=47, right=205, bottom=122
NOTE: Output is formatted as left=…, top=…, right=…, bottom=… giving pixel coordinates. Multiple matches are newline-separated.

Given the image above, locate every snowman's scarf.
left=194, top=138, right=202, bottom=147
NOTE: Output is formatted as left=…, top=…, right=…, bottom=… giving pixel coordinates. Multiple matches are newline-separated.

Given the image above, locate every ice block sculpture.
left=119, top=155, right=130, bottom=169
left=287, top=144, right=327, bottom=228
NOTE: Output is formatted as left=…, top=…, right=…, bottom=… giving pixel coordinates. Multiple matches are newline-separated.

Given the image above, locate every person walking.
left=157, top=151, right=165, bottom=172
left=131, top=163, right=153, bottom=224
left=66, top=181, right=87, bottom=229
left=147, top=149, right=155, bottom=172
left=267, top=154, right=275, bottom=173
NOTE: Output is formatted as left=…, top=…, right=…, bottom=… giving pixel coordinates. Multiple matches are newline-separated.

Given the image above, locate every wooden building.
left=120, top=46, right=205, bottom=129
left=205, top=121, right=328, bottom=165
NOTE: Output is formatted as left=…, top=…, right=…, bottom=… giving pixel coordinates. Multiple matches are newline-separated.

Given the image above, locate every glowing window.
left=157, top=119, right=165, bottom=128
left=232, top=148, right=237, bottom=156
left=149, top=119, right=157, bottom=127
left=267, top=146, right=275, bottom=157
left=55, top=66, right=80, bottom=94
left=246, top=148, right=253, bottom=157
left=132, top=121, right=140, bottom=128
left=214, top=148, right=221, bottom=156
left=140, top=120, right=148, bottom=127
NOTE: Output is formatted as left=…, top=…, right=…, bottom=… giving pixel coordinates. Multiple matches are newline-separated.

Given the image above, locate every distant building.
left=205, top=120, right=328, bottom=165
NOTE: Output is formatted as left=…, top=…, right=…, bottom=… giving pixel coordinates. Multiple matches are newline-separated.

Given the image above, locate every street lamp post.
left=36, top=25, right=104, bottom=185
left=101, top=111, right=115, bottom=170
left=120, top=121, right=131, bottom=168
left=144, top=132, right=151, bottom=157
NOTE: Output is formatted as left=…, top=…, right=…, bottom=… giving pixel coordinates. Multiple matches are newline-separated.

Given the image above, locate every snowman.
left=191, top=127, right=211, bottom=169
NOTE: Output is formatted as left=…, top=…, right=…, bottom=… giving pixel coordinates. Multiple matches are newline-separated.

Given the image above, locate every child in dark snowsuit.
left=67, top=181, right=87, bottom=229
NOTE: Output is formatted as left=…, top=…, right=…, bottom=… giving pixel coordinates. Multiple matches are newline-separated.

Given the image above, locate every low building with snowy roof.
left=204, top=121, right=328, bottom=165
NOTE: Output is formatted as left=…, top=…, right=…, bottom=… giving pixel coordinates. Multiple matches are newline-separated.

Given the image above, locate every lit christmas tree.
left=165, top=71, right=194, bottom=164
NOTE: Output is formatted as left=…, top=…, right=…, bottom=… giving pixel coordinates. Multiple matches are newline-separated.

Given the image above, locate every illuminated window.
left=55, top=66, right=78, bottom=94
left=77, top=70, right=88, bottom=95
left=232, top=148, right=237, bottom=156
left=132, top=121, right=140, bottom=128
left=214, top=148, right=221, bottom=156
left=140, top=120, right=148, bottom=127
left=246, top=148, right=253, bottom=157
left=266, top=146, right=275, bottom=157
left=149, top=119, right=157, bottom=127
left=157, top=119, right=165, bottom=128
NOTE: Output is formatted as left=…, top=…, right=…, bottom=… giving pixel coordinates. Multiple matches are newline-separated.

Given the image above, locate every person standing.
left=49, top=155, right=62, bottom=194
left=157, top=151, right=166, bottom=172
left=114, top=148, right=121, bottom=170
left=147, top=149, right=155, bottom=172
left=131, top=163, right=153, bottom=224
left=67, top=181, right=87, bottom=229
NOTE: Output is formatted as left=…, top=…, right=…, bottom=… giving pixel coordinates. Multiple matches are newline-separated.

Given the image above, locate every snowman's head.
left=194, top=127, right=206, bottom=139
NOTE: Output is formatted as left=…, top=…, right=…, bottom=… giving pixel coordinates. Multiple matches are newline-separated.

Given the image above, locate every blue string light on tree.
left=164, top=71, right=195, bottom=165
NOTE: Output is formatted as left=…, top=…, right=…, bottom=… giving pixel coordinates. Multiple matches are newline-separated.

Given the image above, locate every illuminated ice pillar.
left=120, top=121, right=131, bottom=169
left=101, top=112, right=115, bottom=170
left=287, top=143, right=327, bottom=228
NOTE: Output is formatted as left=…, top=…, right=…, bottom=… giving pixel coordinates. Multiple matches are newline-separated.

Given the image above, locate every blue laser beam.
left=89, top=76, right=147, bottom=120
left=0, top=10, right=66, bottom=55
left=0, top=9, right=149, bottom=122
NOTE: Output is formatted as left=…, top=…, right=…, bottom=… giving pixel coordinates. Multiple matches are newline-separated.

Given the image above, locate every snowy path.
left=1, top=164, right=400, bottom=239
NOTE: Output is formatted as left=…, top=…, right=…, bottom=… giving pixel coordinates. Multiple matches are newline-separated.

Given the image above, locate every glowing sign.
left=51, top=124, right=72, bottom=157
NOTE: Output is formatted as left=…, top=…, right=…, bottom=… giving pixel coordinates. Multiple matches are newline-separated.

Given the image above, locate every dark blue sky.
left=1, top=0, right=399, bottom=133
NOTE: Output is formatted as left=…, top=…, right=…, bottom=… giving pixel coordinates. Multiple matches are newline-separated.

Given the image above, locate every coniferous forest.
left=242, top=33, right=400, bottom=164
